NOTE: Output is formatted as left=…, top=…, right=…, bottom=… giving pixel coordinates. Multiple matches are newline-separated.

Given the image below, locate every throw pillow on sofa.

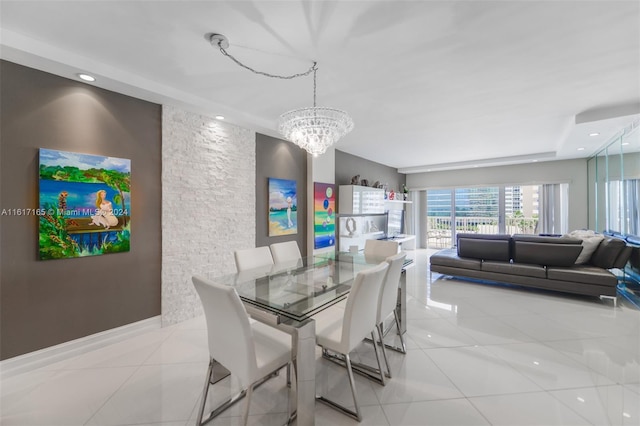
left=566, top=230, right=605, bottom=264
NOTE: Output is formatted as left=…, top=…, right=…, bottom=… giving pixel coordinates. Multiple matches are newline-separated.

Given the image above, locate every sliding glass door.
left=426, top=184, right=553, bottom=249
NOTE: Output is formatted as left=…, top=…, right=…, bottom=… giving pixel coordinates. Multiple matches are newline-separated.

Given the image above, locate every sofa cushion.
left=482, top=261, right=546, bottom=278
left=512, top=234, right=583, bottom=244
left=430, top=248, right=481, bottom=270
left=613, top=246, right=633, bottom=269
left=547, top=265, right=617, bottom=287
left=457, top=237, right=511, bottom=261
left=512, top=240, right=583, bottom=267
left=564, top=230, right=605, bottom=264
left=456, top=233, right=512, bottom=243
left=590, top=237, right=626, bottom=269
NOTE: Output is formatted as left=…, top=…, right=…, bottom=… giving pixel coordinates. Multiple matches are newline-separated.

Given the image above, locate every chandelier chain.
left=218, top=44, right=317, bottom=80
left=313, top=68, right=317, bottom=108
left=208, top=32, right=353, bottom=156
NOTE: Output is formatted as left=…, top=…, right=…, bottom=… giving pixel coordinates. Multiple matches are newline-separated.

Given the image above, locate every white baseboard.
left=0, top=316, right=162, bottom=379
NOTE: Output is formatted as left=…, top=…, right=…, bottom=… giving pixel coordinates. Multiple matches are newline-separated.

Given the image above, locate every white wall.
left=406, top=158, right=589, bottom=232
left=161, top=105, right=256, bottom=325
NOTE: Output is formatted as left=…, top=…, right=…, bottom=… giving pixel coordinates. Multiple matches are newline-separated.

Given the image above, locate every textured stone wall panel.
left=161, top=105, right=255, bottom=325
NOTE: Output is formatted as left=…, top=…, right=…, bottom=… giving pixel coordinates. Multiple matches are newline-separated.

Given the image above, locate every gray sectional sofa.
left=430, top=233, right=632, bottom=304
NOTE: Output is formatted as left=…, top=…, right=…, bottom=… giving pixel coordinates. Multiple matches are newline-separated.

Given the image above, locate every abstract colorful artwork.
left=38, top=148, right=131, bottom=260
left=314, top=182, right=335, bottom=249
left=268, top=178, right=297, bottom=236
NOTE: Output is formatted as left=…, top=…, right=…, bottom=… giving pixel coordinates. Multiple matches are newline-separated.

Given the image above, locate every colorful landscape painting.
left=314, top=182, right=335, bottom=249
left=39, top=148, right=131, bottom=260
left=269, top=178, right=297, bottom=236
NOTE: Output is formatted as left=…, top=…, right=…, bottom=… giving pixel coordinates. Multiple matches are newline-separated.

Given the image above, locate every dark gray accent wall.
left=0, top=60, right=162, bottom=360
left=335, top=149, right=406, bottom=191
left=255, top=133, right=307, bottom=256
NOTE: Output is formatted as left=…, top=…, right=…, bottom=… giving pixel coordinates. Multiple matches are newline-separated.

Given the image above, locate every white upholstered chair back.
left=234, top=246, right=274, bottom=272
left=364, top=239, right=399, bottom=260
left=378, top=252, right=406, bottom=323
left=270, top=241, right=302, bottom=264
left=192, top=276, right=256, bottom=387
left=341, top=262, right=389, bottom=352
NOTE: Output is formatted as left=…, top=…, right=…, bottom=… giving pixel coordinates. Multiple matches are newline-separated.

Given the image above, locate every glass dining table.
left=200, top=251, right=413, bottom=425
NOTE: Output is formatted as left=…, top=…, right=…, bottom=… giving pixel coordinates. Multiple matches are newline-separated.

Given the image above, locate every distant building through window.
left=425, top=185, right=547, bottom=248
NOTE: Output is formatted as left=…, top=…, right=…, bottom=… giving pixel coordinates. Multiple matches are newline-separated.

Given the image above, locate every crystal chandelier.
left=208, top=33, right=354, bottom=156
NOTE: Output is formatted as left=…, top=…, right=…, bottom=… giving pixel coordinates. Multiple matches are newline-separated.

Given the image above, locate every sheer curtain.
left=625, top=179, right=640, bottom=236
left=539, top=183, right=568, bottom=234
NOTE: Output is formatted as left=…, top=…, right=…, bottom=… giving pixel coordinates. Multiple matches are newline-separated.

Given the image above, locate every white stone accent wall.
left=162, top=105, right=255, bottom=326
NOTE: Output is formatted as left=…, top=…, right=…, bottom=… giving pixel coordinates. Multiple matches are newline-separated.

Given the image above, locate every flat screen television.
left=387, top=209, right=404, bottom=237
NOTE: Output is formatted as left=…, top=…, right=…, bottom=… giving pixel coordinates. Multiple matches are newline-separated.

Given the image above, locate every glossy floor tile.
left=1, top=249, right=639, bottom=425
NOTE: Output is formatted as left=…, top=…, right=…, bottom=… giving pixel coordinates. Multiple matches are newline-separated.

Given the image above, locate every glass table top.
left=203, top=252, right=412, bottom=322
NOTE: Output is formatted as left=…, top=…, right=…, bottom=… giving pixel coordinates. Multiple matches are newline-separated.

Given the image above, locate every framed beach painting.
left=38, top=148, right=131, bottom=260
left=268, top=178, right=297, bottom=236
left=314, top=182, right=335, bottom=249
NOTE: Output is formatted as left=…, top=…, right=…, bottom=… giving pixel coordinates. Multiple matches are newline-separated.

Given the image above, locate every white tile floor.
left=2, top=249, right=639, bottom=425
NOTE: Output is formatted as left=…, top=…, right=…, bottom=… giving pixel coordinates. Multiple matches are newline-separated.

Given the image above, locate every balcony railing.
left=426, top=216, right=539, bottom=249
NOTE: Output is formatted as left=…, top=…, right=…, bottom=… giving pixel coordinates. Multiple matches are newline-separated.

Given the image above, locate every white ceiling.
left=1, top=0, right=639, bottom=172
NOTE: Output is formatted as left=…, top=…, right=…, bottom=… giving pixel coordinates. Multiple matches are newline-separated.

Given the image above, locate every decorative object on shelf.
left=345, top=217, right=357, bottom=236
left=372, top=180, right=380, bottom=189
left=314, top=182, right=335, bottom=249
left=207, top=33, right=353, bottom=156
left=360, top=179, right=369, bottom=187
left=402, top=184, right=409, bottom=201
left=351, top=175, right=360, bottom=185
left=38, top=149, right=131, bottom=260
left=268, top=178, right=297, bottom=236
left=389, top=190, right=395, bottom=200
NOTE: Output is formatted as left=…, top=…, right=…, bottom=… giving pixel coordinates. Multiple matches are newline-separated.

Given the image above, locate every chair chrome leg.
left=377, top=323, right=392, bottom=379
left=196, top=359, right=246, bottom=425
left=196, top=358, right=215, bottom=426
left=367, top=311, right=408, bottom=354
left=286, top=362, right=297, bottom=425
left=322, top=349, right=386, bottom=385
left=197, top=361, right=290, bottom=425
left=345, top=354, right=362, bottom=421
left=370, top=331, right=386, bottom=385
left=393, top=309, right=407, bottom=354
left=316, top=353, right=362, bottom=421
left=241, top=384, right=253, bottom=426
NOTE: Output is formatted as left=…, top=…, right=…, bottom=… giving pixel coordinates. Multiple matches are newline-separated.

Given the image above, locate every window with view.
left=426, top=185, right=550, bottom=249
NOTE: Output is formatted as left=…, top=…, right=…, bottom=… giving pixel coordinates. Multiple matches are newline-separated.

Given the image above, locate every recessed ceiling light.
left=622, top=142, right=630, bottom=146
left=215, top=115, right=225, bottom=120
left=77, top=73, right=96, bottom=82
left=532, top=160, right=538, bottom=163
left=577, top=147, right=585, bottom=151
left=589, top=132, right=600, bottom=137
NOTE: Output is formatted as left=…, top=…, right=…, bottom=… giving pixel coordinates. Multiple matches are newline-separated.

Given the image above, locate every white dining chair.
left=314, top=262, right=389, bottom=421
left=376, top=252, right=408, bottom=378
left=364, top=239, right=399, bottom=259
left=331, top=252, right=407, bottom=386
left=269, top=240, right=302, bottom=264
left=234, top=246, right=273, bottom=272
left=192, top=276, right=294, bottom=426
